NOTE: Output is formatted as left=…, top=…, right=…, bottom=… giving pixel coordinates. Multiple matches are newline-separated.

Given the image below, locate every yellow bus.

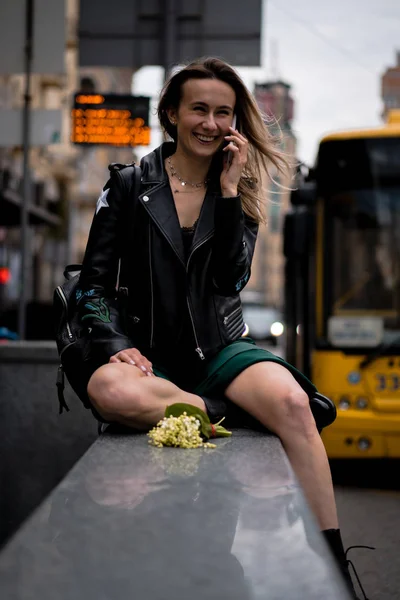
left=284, top=120, right=400, bottom=458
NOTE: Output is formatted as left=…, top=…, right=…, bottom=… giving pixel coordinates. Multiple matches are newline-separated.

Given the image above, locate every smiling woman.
left=157, top=57, right=289, bottom=224
left=68, top=56, right=364, bottom=598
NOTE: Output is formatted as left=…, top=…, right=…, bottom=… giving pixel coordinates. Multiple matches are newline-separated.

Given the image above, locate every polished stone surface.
left=0, top=342, right=97, bottom=546
left=0, top=429, right=350, bottom=599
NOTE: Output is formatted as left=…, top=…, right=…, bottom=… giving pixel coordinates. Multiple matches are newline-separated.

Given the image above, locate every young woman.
left=76, top=57, right=363, bottom=598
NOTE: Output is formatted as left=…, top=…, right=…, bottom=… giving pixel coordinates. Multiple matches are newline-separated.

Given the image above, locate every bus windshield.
left=318, top=137, right=400, bottom=341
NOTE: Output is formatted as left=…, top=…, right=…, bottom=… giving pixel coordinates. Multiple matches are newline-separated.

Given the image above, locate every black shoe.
left=201, top=395, right=266, bottom=430
left=342, top=546, right=375, bottom=600
left=322, top=529, right=374, bottom=600
left=309, top=392, right=337, bottom=432
left=201, top=395, right=228, bottom=422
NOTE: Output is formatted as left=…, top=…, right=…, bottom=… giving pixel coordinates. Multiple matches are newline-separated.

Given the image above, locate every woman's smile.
left=192, top=132, right=220, bottom=145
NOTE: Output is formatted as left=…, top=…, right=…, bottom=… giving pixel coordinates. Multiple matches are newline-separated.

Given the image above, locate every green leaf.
left=165, top=403, right=232, bottom=439
left=214, top=425, right=232, bottom=437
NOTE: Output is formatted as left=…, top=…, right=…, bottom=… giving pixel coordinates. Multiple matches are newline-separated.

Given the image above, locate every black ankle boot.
left=322, top=529, right=373, bottom=600
left=200, top=395, right=227, bottom=422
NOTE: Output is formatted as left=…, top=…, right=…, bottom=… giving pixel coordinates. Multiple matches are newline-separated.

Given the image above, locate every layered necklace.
left=167, top=157, right=208, bottom=193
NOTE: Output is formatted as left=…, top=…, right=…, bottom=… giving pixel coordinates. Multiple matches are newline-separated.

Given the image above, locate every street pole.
left=18, top=0, right=34, bottom=340
left=163, top=0, right=177, bottom=82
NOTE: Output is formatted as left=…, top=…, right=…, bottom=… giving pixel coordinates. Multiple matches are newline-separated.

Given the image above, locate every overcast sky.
left=133, top=0, right=400, bottom=165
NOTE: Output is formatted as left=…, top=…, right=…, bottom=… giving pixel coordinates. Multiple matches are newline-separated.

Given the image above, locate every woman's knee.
left=87, top=363, right=145, bottom=419
left=275, top=389, right=317, bottom=439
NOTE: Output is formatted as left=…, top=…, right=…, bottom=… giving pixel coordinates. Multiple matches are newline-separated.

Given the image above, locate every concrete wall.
left=0, top=342, right=97, bottom=547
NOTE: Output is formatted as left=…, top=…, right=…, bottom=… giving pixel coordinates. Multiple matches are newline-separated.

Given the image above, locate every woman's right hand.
left=109, top=348, right=154, bottom=376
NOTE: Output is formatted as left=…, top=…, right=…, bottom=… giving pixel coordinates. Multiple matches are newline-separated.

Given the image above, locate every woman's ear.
left=166, top=108, right=177, bottom=126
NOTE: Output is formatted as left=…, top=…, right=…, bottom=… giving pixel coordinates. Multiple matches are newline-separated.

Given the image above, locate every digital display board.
left=71, top=93, right=151, bottom=147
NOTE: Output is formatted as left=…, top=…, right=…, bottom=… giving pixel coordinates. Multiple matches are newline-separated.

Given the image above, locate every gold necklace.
left=167, top=157, right=208, bottom=189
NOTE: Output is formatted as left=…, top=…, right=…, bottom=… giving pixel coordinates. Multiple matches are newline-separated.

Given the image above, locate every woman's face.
left=168, top=78, right=236, bottom=160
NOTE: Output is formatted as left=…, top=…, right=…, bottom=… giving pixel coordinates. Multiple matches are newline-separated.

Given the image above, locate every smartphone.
left=226, top=114, right=237, bottom=168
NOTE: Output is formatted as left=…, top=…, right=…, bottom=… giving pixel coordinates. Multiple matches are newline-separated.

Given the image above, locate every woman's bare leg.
left=87, top=363, right=206, bottom=429
left=225, top=361, right=338, bottom=531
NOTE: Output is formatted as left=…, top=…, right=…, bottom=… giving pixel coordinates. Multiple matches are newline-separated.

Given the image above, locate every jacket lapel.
left=192, top=190, right=215, bottom=250
left=138, top=143, right=216, bottom=265
left=139, top=183, right=186, bottom=266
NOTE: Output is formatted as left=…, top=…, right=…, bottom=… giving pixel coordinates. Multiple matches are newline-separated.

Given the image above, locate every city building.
left=243, top=80, right=296, bottom=310
left=0, top=0, right=136, bottom=338
left=381, top=51, right=400, bottom=120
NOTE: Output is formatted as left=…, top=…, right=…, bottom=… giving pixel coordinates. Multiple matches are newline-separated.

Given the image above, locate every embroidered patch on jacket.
left=76, top=288, right=96, bottom=303
left=81, top=298, right=111, bottom=323
left=235, top=272, right=250, bottom=292
left=96, top=188, right=110, bottom=214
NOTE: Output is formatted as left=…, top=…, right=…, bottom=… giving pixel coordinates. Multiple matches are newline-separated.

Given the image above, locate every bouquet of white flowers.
left=148, top=403, right=232, bottom=449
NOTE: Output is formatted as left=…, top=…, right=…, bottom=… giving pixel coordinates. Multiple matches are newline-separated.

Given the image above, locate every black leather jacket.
left=77, top=142, right=259, bottom=367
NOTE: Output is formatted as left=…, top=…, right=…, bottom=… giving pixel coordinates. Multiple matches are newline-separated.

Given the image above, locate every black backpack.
left=53, top=264, right=87, bottom=413
left=53, top=163, right=141, bottom=414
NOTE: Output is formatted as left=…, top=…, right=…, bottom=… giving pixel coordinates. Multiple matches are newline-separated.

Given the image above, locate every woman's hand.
left=109, top=347, right=154, bottom=376
left=220, top=126, right=249, bottom=197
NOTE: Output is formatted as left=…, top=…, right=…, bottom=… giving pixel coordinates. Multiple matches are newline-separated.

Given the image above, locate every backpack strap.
left=109, top=162, right=142, bottom=201
left=112, top=163, right=142, bottom=272
left=57, top=365, right=70, bottom=414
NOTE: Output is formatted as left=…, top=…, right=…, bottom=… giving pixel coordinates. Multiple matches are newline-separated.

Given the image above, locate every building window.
left=41, top=84, right=62, bottom=109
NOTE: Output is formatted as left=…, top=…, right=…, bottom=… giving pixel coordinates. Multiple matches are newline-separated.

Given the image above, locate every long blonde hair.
left=157, top=57, right=290, bottom=224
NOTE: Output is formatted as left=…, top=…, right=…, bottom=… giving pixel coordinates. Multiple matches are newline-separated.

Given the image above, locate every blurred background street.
left=1, top=1, right=400, bottom=599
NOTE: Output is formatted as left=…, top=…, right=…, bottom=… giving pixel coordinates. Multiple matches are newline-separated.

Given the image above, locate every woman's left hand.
left=220, top=126, right=249, bottom=197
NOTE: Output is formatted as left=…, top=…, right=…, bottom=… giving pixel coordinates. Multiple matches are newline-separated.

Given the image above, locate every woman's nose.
left=203, top=114, right=217, bottom=130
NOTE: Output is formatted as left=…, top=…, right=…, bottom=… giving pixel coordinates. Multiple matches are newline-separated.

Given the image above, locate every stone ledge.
left=0, top=341, right=58, bottom=363
left=0, top=429, right=350, bottom=599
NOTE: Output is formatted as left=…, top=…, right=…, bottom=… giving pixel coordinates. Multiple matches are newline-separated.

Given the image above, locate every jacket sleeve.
left=211, top=195, right=258, bottom=295
left=76, top=170, right=133, bottom=365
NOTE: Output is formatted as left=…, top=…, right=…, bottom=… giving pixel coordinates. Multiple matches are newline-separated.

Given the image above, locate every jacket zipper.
left=186, top=235, right=213, bottom=361
left=223, top=306, right=242, bottom=325
left=56, top=286, right=73, bottom=339
left=186, top=295, right=205, bottom=360
left=149, top=223, right=154, bottom=348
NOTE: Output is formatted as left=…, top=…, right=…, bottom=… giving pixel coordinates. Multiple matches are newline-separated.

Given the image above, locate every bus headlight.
left=355, top=397, right=368, bottom=410
left=270, top=322, right=284, bottom=337
left=357, top=437, right=371, bottom=451
left=338, top=396, right=351, bottom=410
